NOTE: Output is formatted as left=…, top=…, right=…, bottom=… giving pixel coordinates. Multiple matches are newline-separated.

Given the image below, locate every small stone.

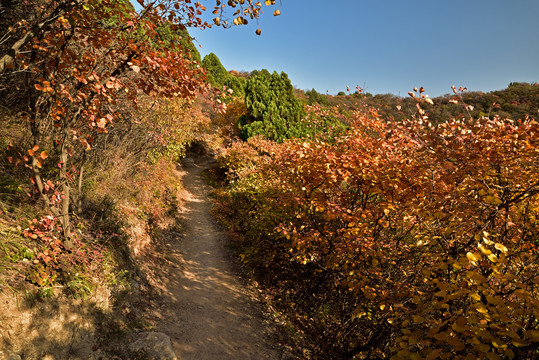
left=7, top=355, right=22, bottom=360
left=129, top=332, right=178, bottom=360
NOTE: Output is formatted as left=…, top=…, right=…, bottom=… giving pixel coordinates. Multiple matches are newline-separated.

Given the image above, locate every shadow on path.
left=151, top=157, right=282, bottom=360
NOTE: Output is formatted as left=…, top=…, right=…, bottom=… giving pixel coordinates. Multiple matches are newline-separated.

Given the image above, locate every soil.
left=145, top=156, right=285, bottom=359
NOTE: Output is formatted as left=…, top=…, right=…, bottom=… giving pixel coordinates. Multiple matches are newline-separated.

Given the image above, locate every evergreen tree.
left=202, top=53, right=228, bottom=88
left=224, top=75, right=247, bottom=98
left=239, top=69, right=304, bottom=142
left=177, top=29, right=201, bottom=64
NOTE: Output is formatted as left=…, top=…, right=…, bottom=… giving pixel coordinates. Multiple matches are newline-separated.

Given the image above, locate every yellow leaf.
left=434, top=290, right=446, bottom=298
left=426, top=349, right=442, bottom=360
left=511, top=339, right=529, bottom=347
left=459, top=256, right=469, bottom=266
left=467, top=251, right=482, bottom=262
left=494, top=243, right=508, bottom=253
left=477, top=329, right=493, bottom=341
left=478, top=243, right=492, bottom=255
left=451, top=317, right=468, bottom=332
left=475, top=304, right=488, bottom=314
left=503, top=331, right=521, bottom=340
left=486, top=352, right=500, bottom=360
left=514, top=289, right=531, bottom=300
left=475, top=342, right=491, bottom=352
left=486, top=295, right=503, bottom=306
left=467, top=271, right=487, bottom=284
left=491, top=338, right=507, bottom=349
left=485, top=195, right=502, bottom=205
left=470, top=293, right=481, bottom=301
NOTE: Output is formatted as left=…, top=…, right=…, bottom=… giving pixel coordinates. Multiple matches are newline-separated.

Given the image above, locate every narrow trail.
left=151, top=157, right=282, bottom=360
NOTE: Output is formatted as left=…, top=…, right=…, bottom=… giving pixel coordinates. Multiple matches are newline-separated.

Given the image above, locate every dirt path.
left=151, top=157, right=282, bottom=360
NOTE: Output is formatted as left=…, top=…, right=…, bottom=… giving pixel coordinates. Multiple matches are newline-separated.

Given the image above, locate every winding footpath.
left=152, top=157, right=282, bottom=360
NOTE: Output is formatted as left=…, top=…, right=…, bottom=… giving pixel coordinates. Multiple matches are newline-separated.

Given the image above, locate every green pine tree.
left=239, top=69, right=304, bottom=142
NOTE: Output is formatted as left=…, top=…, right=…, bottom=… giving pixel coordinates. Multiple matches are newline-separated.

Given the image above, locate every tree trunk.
left=59, top=139, right=74, bottom=249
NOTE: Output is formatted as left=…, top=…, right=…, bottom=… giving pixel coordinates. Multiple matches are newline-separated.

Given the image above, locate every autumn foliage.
left=215, top=107, right=539, bottom=358
left=0, top=0, right=278, bottom=304
left=0, top=0, right=279, bottom=248
left=2, top=0, right=539, bottom=357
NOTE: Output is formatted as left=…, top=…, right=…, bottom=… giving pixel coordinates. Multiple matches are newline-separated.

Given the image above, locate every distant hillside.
left=298, top=82, right=539, bottom=123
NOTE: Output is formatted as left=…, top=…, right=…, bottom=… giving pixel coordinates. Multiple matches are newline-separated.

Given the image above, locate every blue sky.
left=189, top=0, right=539, bottom=97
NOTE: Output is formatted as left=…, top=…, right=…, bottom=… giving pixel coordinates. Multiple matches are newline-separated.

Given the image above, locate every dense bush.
left=215, top=107, right=539, bottom=359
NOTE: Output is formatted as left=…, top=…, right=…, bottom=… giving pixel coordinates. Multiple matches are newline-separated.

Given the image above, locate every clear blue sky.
left=189, top=0, right=539, bottom=97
